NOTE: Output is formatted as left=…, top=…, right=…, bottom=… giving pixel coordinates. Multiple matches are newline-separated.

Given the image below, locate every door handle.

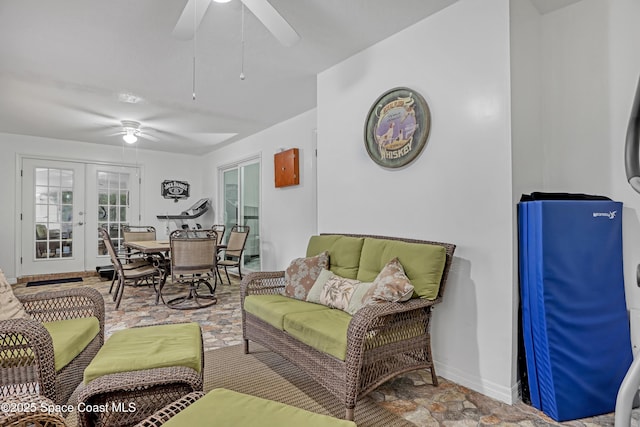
left=77, top=222, right=84, bottom=226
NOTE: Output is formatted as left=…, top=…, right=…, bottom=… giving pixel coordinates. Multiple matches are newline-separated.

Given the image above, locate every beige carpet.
left=203, top=344, right=414, bottom=427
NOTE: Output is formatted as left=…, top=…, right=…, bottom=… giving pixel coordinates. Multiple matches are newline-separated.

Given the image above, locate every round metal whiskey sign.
left=364, top=87, right=431, bottom=168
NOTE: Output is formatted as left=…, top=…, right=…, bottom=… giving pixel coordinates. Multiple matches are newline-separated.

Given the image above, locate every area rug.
left=63, top=344, right=411, bottom=427
left=204, top=344, right=414, bottom=427
left=25, top=277, right=83, bottom=287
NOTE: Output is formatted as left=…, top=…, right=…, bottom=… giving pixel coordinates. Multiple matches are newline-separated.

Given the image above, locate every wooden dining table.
left=123, top=240, right=171, bottom=304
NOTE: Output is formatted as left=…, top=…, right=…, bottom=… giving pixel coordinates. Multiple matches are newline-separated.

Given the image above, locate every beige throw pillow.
left=318, top=275, right=360, bottom=311
left=346, top=258, right=414, bottom=315
left=370, top=257, right=414, bottom=302
left=283, top=252, right=329, bottom=300
left=0, top=269, right=29, bottom=320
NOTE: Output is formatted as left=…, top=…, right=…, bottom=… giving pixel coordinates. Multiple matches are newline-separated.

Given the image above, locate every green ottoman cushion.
left=306, top=235, right=364, bottom=279
left=43, top=316, right=100, bottom=372
left=357, top=238, right=447, bottom=300
left=244, top=294, right=329, bottom=330
left=83, top=322, right=201, bottom=384
left=283, top=309, right=351, bottom=360
left=163, top=388, right=356, bottom=427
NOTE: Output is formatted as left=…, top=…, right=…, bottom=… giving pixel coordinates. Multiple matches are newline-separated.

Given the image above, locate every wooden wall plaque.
left=274, top=148, right=299, bottom=188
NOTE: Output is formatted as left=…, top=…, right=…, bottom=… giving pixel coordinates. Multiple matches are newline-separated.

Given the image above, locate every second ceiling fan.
left=172, top=0, right=300, bottom=47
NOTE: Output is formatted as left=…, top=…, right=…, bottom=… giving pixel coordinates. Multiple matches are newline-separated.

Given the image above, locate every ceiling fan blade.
left=172, top=0, right=212, bottom=40
left=139, top=133, right=160, bottom=142
left=241, top=0, right=300, bottom=47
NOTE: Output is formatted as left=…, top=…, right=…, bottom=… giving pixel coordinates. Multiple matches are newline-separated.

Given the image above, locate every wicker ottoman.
left=77, top=323, right=203, bottom=427
left=135, top=389, right=357, bottom=427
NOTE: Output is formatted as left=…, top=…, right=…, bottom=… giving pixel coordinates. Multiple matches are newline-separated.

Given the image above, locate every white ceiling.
left=529, top=0, right=583, bottom=15
left=0, top=0, right=460, bottom=155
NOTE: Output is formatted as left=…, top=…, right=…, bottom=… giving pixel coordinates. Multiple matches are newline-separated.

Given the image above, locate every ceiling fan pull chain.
left=193, top=56, right=197, bottom=100
left=192, top=0, right=197, bottom=100
left=240, top=3, right=246, bottom=81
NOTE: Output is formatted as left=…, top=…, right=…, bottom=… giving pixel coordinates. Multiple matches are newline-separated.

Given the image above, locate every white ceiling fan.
left=172, top=0, right=300, bottom=47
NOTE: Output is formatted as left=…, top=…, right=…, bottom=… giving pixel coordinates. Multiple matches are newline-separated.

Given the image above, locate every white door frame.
left=15, top=154, right=144, bottom=277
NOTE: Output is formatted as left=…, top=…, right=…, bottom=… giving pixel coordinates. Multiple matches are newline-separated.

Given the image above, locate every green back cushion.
left=356, top=238, right=447, bottom=300
left=306, top=235, right=364, bottom=279
left=244, top=294, right=329, bottom=330
left=283, top=309, right=351, bottom=360
left=43, top=317, right=100, bottom=372
left=84, top=322, right=201, bottom=384
left=163, top=389, right=356, bottom=427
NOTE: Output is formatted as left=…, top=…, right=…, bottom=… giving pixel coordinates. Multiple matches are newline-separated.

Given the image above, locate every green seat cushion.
left=163, top=388, right=356, bottom=427
left=283, top=309, right=352, bottom=361
left=244, top=294, right=329, bottom=330
left=306, top=235, right=364, bottom=279
left=83, top=322, right=201, bottom=384
left=357, top=238, right=446, bottom=300
left=42, top=317, right=100, bottom=372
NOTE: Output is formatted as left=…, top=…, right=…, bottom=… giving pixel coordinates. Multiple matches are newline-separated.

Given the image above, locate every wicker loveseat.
left=241, top=233, right=455, bottom=420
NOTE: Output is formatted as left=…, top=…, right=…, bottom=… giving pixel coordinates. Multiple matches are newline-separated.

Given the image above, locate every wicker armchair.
left=0, top=393, right=67, bottom=427
left=241, top=234, right=455, bottom=421
left=0, top=287, right=105, bottom=406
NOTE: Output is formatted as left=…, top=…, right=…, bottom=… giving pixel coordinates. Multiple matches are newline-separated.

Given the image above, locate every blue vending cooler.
left=518, top=193, right=633, bottom=421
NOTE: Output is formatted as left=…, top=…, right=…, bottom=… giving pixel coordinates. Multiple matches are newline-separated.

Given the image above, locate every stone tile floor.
left=13, top=275, right=635, bottom=426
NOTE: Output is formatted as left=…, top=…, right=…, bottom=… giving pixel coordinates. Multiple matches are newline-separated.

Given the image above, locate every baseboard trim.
left=434, top=360, right=518, bottom=405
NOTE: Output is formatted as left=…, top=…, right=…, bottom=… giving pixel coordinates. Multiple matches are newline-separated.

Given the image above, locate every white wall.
left=202, top=109, right=318, bottom=272
left=540, top=0, right=611, bottom=194
left=519, top=0, right=640, bottom=348
left=609, top=0, right=640, bottom=349
left=509, top=0, right=545, bottom=386
left=0, top=133, right=207, bottom=280
left=318, top=0, right=516, bottom=403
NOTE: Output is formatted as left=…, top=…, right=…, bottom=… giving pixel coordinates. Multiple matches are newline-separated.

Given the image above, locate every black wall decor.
left=162, top=180, right=190, bottom=202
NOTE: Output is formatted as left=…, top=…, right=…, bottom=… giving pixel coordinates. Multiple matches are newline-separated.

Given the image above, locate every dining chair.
left=211, top=224, right=226, bottom=246
left=99, top=227, right=161, bottom=309
left=166, top=229, right=218, bottom=309
left=105, top=225, right=157, bottom=294
left=122, top=225, right=157, bottom=260
left=217, top=225, right=250, bottom=284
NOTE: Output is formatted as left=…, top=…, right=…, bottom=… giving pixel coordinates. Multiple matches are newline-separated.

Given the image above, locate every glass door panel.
left=220, top=159, right=260, bottom=272
left=223, top=169, right=239, bottom=243
left=241, top=162, right=260, bottom=270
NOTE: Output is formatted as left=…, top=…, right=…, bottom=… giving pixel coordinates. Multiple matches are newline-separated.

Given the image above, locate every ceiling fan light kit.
left=121, top=120, right=140, bottom=144
left=123, top=131, right=138, bottom=144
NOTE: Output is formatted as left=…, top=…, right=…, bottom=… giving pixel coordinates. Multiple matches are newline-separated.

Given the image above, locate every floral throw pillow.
left=346, top=258, right=414, bottom=314
left=0, top=269, right=29, bottom=321
left=283, top=252, right=329, bottom=300
left=370, top=257, right=414, bottom=302
left=319, top=275, right=361, bottom=311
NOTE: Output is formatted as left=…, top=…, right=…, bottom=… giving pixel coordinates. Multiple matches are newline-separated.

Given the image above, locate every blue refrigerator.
left=518, top=195, right=632, bottom=421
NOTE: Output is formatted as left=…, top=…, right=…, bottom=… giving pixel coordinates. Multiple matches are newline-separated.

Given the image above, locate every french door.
left=21, top=159, right=86, bottom=275
left=20, top=158, right=140, bottom=276
left=86, top=164, right=141, bottom=271
left=220, top=158, right=261, bottom=272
